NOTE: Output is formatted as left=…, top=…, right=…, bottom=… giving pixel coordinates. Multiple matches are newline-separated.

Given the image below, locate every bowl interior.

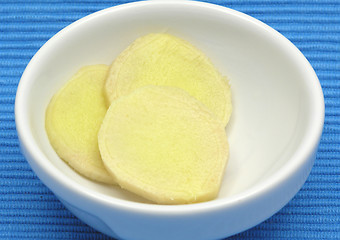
left=22, top=3, right=315, bottom=204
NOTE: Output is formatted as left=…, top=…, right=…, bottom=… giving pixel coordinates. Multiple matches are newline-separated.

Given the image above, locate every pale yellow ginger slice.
left=98, top=86, right=229, bottom=204
left=46, top=65, right=114, bottom=184
left=105, top=33, right=232, bottom=126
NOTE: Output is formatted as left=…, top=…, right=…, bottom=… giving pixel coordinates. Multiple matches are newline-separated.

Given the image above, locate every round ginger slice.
left=105, top=33, right=232, bottom=126
left=98, top=86, right=229, bottom=204
left=45, top=65, right=114, bottom=184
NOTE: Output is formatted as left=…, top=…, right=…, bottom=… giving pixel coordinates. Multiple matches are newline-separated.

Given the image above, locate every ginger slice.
left=105, top=33, right=232, bottom=126
left=98, top=86, right=229, bottom=204
left=45, top=65, right=114, bottom=184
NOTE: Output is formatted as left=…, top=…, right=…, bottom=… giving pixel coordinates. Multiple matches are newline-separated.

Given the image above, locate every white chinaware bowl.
left=15, top=1, right=324, bottom=239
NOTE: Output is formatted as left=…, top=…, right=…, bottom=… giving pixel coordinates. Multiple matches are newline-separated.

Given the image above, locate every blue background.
left=1, top=0, right=339, bottom=239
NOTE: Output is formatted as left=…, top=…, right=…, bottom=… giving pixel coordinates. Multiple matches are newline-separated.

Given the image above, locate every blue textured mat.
left=1, top=0, right=339, bottom=239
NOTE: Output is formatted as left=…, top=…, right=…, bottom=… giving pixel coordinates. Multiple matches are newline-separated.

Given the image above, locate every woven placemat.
left=1, top=0, right=339, bottom=239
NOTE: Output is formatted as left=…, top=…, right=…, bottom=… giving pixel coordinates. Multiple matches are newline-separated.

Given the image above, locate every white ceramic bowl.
left=15, top=1, right=324, bottom=239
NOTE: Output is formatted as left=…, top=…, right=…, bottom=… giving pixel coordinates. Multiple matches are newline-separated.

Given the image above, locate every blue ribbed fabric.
left=1, top=0, right=339, bottom=239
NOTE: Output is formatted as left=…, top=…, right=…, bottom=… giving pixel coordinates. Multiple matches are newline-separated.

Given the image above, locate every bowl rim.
left=15, top=0, right=325, bottom=215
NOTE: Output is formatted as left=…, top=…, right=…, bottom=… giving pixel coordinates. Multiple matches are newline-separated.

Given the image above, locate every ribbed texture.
left=1, top=0, right=339, bottom=239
